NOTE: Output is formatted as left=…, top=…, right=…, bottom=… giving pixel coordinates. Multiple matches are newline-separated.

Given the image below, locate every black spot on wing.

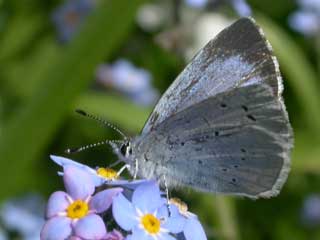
left=247, top=114, right=256, bottom=121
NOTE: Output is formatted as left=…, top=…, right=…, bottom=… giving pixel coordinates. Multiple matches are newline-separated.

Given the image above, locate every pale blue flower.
left=169, top=199, right=207, bottom=240
left=96, top=60, right=159, bottom=106
left=41, top=165, right=123, bottom=240
left=0, top=226, right=7, bottom=240
left=289, top=0, right=320, bottom=36
left=301, top=194, right=320, bottom=227
left=0, top=194, right=45, bottom=240
left=112, top=181, right=186, bottom=240
left=185, top=0, right=208, bottom=8
left=51, top=155, right=148, bottom=188
left=230, top=0, right=252, bottom=17
left=52, top=0, right=95, bottom=42
left=184, top=0, right=252, bottom=16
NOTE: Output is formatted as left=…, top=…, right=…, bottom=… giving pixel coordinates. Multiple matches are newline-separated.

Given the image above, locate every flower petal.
left=46, top=191, right=70, bottom=218
left=156, top=204, right=169, bottom=219
left=63, top=165, right=95, bottom=200
left=112, top=193, right=136, bottom=231
left=106, top=179, right=150, bottom=190
left=183, top=217, right=207, bottom=240
left=51, top=155, right=88, bottom=170
left=125, top=235, right=133, bottom=240
left=162, top=215, right=186, bottom=234
left=74, top=214, right=106, bottom=239
left=90, top=188, right=123, bottom=213
left=130, top=227, right=152, bottom=240
left=104, top=229, right=124, bottom=240
left=51, top=155, right=105, bottom=187
left=132, top=181, right=163, bottom=212
left=40, top=216, right=72, bottom=240
left=69, top=237, right=82, bottom=240
left=158, top=232, right=176, bottom=240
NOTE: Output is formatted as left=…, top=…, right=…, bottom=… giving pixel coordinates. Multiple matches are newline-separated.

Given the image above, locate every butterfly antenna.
left=75, top=109, right=128, bottom=140
left=65, top=140, right=124, bottom=154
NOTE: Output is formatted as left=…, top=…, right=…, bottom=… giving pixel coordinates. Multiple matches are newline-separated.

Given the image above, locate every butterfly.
left=76, top=17, right=293, bottom=199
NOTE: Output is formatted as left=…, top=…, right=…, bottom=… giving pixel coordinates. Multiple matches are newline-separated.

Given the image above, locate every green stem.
left=214, top=196, right=240, bottom=240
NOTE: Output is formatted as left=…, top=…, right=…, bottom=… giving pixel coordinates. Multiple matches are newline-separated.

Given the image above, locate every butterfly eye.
left=120, top=144, right=127, bottom=156
left=120, top=142, right=132, bottom=157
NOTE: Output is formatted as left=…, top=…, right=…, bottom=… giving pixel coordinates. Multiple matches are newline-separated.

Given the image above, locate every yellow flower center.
left=141, top=214, right=161, bottom=234
left=169, top=197, right=188, bottom=214
left=97, top=167, right=118, bottom=180
left=66, top=200, right=89, bottom=219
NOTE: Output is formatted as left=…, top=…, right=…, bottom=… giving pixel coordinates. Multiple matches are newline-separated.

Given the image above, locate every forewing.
left=142, top=17, right=282, bottom=134
left=135, top=84, right=293, bottom=198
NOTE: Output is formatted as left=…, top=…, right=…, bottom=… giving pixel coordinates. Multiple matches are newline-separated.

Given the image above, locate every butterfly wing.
left=142, top=17, right=283, bottom=134
left=134, top=84, right=292, bottom=198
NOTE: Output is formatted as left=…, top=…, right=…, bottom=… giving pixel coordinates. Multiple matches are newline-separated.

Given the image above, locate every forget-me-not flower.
left=169, top=198, right=207, bottom=240
left=96, top=59, right=159, bottom=106
left=184, top=0, right=251, bottom=17
left=0, top=193, right=45, bottom=240
left=301, top=194, right=320, bottom=227
left=51, top=155, right=148, bottom=189
left=40, top=165, right=122, bottom=240
left=289, top=0, right=320, bottom=36
left=52, top=0, right=95, bottom=43
left=112, top=181, right=186, bottom=240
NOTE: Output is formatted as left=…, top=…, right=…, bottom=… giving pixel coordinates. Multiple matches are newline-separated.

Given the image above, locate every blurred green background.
left=0, top=0, right=320, bottom=239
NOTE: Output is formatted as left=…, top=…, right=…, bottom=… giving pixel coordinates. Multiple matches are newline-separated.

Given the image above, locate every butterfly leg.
left=162, top=175, right=172, bottom=216
left=116, top=164, right=130, bottom=178
left=133, top=158, right=138, bottom=179
left=108, top=159, right=122, bottom=168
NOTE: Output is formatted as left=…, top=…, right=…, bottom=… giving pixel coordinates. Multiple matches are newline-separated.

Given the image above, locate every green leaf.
left=0, top=14, right=44, bottom=61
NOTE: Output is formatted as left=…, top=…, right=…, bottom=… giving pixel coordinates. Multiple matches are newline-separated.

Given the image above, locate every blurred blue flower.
left=0, top=193, right=45, bottom=240
left=230, top=0, right=252, bottom=17
left=289, top=0, right=320, bottom=36
left=112, top=181, right=186, bottom=240
left=301, top=194, right=320, bottom=227
left=96, top=59, right=159, bottom=106
left=52, top=0, right=95, bottom=43
left=185, top=0, right=208, bottom=8
left=184, top=0, right=252, bottom=16
left=0, top=228, right=7, bottom=240
left=51, top=155, right=148, bottom=188
left=169, top=198, right=207, bottom=240
left=41, top=165, right=123, bottom=240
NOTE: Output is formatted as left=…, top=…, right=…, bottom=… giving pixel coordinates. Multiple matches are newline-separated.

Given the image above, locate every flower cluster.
left=41, top=156, right=207, bottom=240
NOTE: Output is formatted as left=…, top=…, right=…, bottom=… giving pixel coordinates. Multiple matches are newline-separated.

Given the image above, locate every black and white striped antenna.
left=75, top=109, right=128, bottom=140
left=65, top=139, right=124, bottom=154
left=64, top=109, right=128, bottom=154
